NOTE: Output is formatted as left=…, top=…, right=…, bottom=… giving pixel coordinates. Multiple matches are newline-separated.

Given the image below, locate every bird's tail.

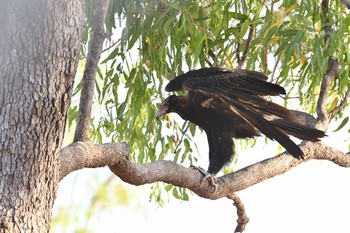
left=272, top=119, right=326, bottom=141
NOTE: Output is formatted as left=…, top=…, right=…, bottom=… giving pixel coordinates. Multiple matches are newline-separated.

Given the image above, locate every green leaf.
left=117, top=101, right=127, bottom=120
left=293, top=30, right=305, bottom=44
left=278, top=29, right=298, bottom=37
left=182, top=190, right=189, bottom=201
left=284, top=42, right=295, bottom=63
left=314, top=35, right=323, bottom=72
left=165, top=184, right=173, bottom=192
left=167, top=136, right=175, bottom=152
left=67, top=106, right=78, bottom=130
left=262, top=26, right=278, bottom=47
left=333, top=117, right=349, bottom=132
left=189, top=122, right=197, bottom=137
left=172, top=187, right=180, bottom=199
left=101, top=48, right=119, bottom=64
left=257, top=20, right=273, bottom=39
left=228, top=12, right=248, bottom=21
left=125, top=68, right=136, bottom=87
left=274, top=39, right=291, bottom=56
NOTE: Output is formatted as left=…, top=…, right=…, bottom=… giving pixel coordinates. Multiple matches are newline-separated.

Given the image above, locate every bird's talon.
left=202, top=174, right=218, bottom=192
left=190, top=165, right=218, bottom=192
left=190, top=165, right=207, bottom=176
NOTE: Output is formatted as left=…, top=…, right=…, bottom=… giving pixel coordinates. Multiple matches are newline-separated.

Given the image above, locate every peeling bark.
left=0, top=0, right=84, bottom=232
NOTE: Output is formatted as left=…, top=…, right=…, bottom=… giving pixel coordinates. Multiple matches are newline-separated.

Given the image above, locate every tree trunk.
left=0, top=0, right=84, bottom=232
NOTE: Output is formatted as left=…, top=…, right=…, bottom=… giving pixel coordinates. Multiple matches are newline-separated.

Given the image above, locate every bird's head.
left=155, top=95, right=179, bottom=119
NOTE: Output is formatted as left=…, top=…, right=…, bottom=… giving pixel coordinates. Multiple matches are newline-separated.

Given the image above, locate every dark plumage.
left=156, top=67, right=325, bottom=175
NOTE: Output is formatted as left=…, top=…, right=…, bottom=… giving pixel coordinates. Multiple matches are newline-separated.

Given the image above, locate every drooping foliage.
left=68, top=0, right=349, bottom=202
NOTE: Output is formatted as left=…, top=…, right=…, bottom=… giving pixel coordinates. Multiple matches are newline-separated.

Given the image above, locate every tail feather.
left=272, top=119, right=326, bottom=141
left=227, top=98, right=304, bottom=158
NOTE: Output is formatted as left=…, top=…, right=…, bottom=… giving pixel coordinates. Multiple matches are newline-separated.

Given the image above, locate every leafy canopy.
left=71, top=0, right=350, bottom=201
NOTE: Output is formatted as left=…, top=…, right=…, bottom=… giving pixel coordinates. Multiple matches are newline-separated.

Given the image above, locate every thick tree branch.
left=60, top=141, right=349, bottom=231
left=60, top=141, right=350, bottom=193
left=74, top=0, right=111, bottom=142
left=59, top=142, right=130, bottom=180
left=60, top=141, right=350, bottom=192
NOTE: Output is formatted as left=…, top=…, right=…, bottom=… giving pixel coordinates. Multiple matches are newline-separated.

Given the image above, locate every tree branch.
left=290, top=110, right=319, bottom=127
left=340, top=0, right=350, bottom=9
left=238, top=24, right=255, bottom=68
left=228, top=193, right=250, bottom=233
left=329, top=90, right=350, bottom=119
left=59, top=141, right=130, bottom=180
left=59, top=141, right=350, bottom=230
left=316, top=56, right=340, bottom=128
left=316, top=0, right=341, bottom=129
left=74, top=0, right=111, bottom=142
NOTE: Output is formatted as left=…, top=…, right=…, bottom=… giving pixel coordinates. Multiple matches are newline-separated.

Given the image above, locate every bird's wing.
left=166, top=67, right=286, bottom=96
left=205, top=130, right=234, bottom=175
left=165, top=67, right=309, bottom=158
left=224, top=97, right=304, bottom=158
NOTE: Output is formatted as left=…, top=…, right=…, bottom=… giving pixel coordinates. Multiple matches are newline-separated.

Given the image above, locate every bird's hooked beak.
left=155, top=100, right=169, bottom=119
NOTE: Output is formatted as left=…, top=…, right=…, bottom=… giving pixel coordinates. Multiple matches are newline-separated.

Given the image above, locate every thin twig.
left=228, top=193, right=250, bottom=232
left=263, top=45, right=268, bottom=74
left=238, top=24, right=255, bottom=68
left=204, top=57, right=214, bottom=67
left=271, top=54, right=281, bottom=82
left=101, top=39, right=121, bottom=54
left=236, top=40, right=241, bottom=66
left=208, top=49, right=217, bottom=64
left=329, top=90, right=350, bottom=119
left=173, top=121, right=190, bottom=153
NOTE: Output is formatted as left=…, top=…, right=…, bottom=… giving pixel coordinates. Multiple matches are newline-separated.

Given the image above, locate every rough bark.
left=0, top=0, right=84, bottom=232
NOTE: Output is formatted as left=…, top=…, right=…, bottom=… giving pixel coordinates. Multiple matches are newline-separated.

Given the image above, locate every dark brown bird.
left=156, top=67, right=325, bottom=175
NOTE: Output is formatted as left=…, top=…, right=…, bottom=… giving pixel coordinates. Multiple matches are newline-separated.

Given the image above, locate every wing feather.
left=166, top=67, right=285, bottom=96
left=224, top=97, right=304, bottom=158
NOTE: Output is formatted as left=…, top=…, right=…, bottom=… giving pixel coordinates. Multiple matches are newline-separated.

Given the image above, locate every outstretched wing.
left=165, top=67, right=286, bottom=96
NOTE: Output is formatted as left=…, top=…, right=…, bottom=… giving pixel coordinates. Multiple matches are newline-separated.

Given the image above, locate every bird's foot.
left=190, top=165, right=218, bottom=192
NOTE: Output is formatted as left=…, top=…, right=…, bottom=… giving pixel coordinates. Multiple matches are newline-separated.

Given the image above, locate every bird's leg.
left=190, top=165, right=218, bottom=192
